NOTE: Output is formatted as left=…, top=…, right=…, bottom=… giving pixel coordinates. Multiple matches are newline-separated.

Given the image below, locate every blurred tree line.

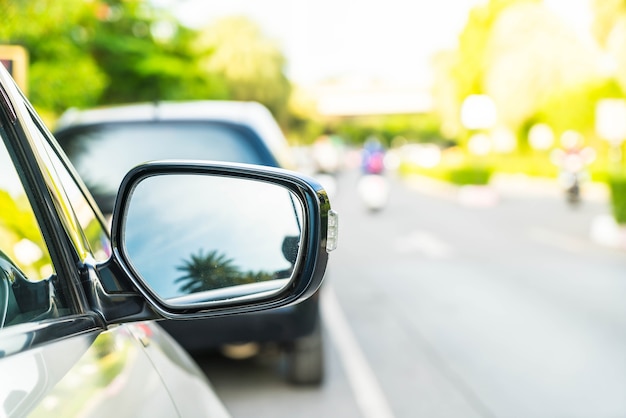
left=425, top=0, right=626, bottom=223
left=3, top=0, right=626, bottom=157
left=432, top=0, right=626, bottom=163
left=296, top=0, right=626, bottom=153
left=0, top=0, right=291, bottom=125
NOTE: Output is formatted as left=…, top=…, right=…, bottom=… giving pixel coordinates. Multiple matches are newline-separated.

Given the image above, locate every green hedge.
left=608, top=173, right=626, bottom=225
left=448, top=165, right=493, bottom=186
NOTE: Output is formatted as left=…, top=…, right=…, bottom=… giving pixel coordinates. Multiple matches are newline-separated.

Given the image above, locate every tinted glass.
left=0, top=125, right=71, bottom=328
left=56, top=122, right=277, bottom=215
left=40, top=133, right=111, bottom=262
left=122, top=173, right=303, bottom=305
left=22, top=109, right=111, bottom=263
left=0, top=133, right=53, bottom=282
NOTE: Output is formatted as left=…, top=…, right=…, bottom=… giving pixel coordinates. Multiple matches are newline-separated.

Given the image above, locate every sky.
left=160, top=0, right=593, bottom=87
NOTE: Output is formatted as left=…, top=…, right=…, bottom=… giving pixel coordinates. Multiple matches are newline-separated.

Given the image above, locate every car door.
left=0, top=75, right=228, bottom=417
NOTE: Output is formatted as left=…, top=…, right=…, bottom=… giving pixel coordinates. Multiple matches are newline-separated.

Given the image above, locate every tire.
left=284, top=321, right=324, bottom=385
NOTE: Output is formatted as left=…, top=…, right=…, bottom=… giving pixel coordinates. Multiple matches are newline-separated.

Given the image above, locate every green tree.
left=535, top=78, right=623, bottom=138
left=193, top=16, right=292, bottom=124
left=451, top=0, right=540, bottom=102
left=432, top=0, right=539, bottom=136
left=0, top=0, right=228, bottom=116
left=483, top=2, right=601, bottom=129
left=0, top=0, right=108, bottom=115
left=591, top=0, right=626, bottom=94
left=590, top=0, right=626, bottom=47
left=87, top=0, right=228, bottom=104
left=433, top=0, right=602, bottom=137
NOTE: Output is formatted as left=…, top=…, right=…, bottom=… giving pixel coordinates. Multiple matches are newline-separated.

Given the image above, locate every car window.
left=0, top=124, right=70, bottom=328
left=0, top=130, right=53, bottom=281
left=40, top=135, right=111, bottom=262
left=26, top=112, right=111, bottom=263
left=56, top=121, right=278, bottom=215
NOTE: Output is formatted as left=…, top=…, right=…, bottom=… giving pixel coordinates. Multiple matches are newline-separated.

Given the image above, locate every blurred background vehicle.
left=53, top=100, right=326, bottom=385
left=550, top=130, right=597, bottom=206
left=357, top=137, right=389, bottom=212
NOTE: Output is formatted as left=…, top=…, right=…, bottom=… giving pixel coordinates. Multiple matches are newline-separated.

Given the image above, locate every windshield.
left=55, top=121, right=278, bottom=214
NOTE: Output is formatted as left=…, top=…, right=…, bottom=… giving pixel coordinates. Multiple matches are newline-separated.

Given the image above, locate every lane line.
left=394, top=230, right=453, bottom=258
left=528, top=227, right=588, bottom=253
left=321, top=285, right=395, bottom=418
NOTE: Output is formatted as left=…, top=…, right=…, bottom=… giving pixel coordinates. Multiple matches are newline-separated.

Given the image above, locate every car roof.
left=55, top=100, right=295, bottom=168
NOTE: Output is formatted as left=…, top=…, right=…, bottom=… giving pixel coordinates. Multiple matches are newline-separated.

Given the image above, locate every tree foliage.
left=433, top=0, right=604, bottom=138
left=194, top=16, right=292, bottom=124
left=590, top=0, right=626, bottom=47
left=86, top=1, right=228, bottom=104
left=176, top=250, right=242, bottom=293
left=0, top=0, right=209, bottom=111
left=591, top=0, right=626, bottom=94
left=450, top=0, right=541, bottom=102
left=0, top=0, right=108, bottom=113
left=483, top=2, right=600, bottom=128
left=0, top=2, right=282, bottom=119
left=433, top=0, right=540, bottom=135
left=535, top=78, right=623, bottom=138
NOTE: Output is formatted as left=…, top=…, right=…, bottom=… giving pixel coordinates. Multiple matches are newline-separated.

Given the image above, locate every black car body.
left=54, top=101, right=326, bottom=384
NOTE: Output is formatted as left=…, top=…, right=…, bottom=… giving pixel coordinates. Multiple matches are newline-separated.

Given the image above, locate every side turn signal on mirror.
left=326, top=209, right=338, bottom=252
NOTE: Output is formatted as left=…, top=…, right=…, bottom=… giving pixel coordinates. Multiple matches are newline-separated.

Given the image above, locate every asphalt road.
left=195, top=169, right=626, bottom=418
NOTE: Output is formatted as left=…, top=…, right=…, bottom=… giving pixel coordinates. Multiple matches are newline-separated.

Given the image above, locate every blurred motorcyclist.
left=361, top=136, right=386, bottom=175
left=550, top=130, right=596, bottom=206
left=358, top=136, right=389, bottom=211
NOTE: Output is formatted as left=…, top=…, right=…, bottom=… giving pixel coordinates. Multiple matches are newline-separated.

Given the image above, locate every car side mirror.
left=110, top=161, right=337, bottom=318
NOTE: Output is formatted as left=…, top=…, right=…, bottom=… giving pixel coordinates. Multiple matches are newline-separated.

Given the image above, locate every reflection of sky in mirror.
left=123, top=174, right=302, bottom=299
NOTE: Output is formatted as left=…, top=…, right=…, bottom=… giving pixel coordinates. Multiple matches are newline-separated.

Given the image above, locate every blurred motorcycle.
left=357, top=174, right=389, bottom=211
left=550, top=131, right=596, bottom=206
left=358, top=138, right=389, bottom=212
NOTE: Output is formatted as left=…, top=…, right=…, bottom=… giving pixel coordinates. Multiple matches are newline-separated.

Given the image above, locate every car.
left=0, top=64, right=336, bottom=417
left=53, top=100, right=328, bottom=384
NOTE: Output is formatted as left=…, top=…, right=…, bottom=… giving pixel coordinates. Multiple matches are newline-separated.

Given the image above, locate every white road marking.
left=528, top=227, right=587, bottom=253
left=394, top=230, right=453, bottom=258
left=321, top=286, right=395, bottom=418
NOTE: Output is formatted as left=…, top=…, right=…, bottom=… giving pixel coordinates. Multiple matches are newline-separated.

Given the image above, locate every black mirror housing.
left=108, top=160, right=333, bottom=320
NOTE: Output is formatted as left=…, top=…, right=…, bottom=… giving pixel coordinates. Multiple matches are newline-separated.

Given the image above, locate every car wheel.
left=284, top=321, right=324, bottom=385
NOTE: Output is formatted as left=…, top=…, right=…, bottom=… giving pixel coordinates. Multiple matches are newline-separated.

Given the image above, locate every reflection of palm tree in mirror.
left=176, top=250, right=241, bottom=293
left=175, top=249, right=275, bottom=294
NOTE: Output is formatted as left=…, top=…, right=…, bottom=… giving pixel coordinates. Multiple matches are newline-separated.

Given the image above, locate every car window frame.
left=0, top=74, right=104, bottom=358
left=28, top=110, right=112, bottom=261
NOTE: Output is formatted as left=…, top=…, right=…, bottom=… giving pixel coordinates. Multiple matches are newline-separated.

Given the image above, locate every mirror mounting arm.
left=80, top=258, right=160, bottom=326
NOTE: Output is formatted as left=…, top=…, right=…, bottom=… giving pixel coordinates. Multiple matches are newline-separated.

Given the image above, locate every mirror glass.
left=121, top=173, right=304, bottom=306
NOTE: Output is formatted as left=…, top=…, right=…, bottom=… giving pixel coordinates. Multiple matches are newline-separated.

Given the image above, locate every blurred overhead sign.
left=0, top=45, right=28, bottom=94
